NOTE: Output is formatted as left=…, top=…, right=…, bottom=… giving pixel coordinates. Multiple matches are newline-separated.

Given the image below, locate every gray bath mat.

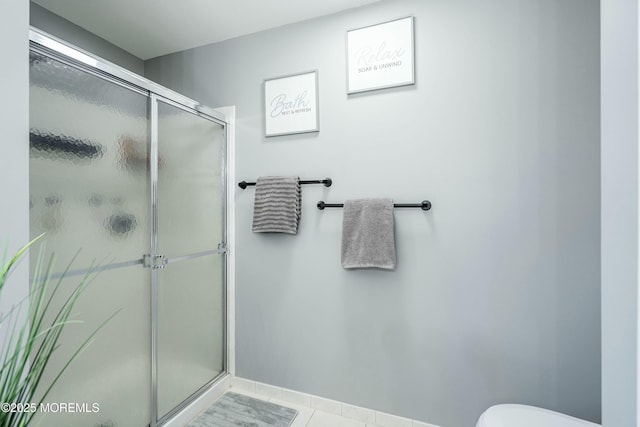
left=187, top=392, right=298, bottom=427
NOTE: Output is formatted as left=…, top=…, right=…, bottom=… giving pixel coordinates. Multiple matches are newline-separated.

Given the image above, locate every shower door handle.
left=143, top=254, right=168, bottom=269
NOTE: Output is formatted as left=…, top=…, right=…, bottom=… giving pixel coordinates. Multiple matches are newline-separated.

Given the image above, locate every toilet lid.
left=477, top=404, right=600, bottom=427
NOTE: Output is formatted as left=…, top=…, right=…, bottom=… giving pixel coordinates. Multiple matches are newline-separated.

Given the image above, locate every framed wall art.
left=346, top=16, right=415, bottom=94
left=264, top=70, right=319, bottom=137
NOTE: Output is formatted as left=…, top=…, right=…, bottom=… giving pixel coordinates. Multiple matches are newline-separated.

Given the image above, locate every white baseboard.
left=229, top=376, right=440, bottom=427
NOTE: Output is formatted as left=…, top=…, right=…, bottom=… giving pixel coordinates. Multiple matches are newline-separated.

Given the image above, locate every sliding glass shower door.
left=154, top=98, right=226, bottom=421
left=29, top=32, right=226, bottom=427
left=29, top=49, right=153, bottom=427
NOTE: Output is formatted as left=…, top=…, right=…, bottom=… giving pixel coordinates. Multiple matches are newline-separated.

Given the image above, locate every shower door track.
left=29, top=27, right=229, bottom=427
left=29, top=29, right=226, bottom=122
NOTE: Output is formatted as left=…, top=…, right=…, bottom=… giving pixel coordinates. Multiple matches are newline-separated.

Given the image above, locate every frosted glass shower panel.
left=31, top=266, right=151, bottom=427
left=157, top=254, right=225, bottom=418
left=29, top=51, right=150, bottom=272
left=157, top=101, right=225, bottom=257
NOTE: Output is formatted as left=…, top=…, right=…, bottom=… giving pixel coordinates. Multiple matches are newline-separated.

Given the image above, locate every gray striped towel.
left=252, top=176, right=301, bottom=234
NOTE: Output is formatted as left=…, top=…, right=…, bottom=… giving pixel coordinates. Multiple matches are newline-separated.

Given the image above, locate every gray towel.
left=341, top=198, right=396, bottom=269
left=252, top=176, right=301, bottom=234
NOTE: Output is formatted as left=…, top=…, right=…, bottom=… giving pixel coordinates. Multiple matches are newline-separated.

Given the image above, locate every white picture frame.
left=264, top=70, right=319, bottom=137
left=346, top=16, right=415, bottom=94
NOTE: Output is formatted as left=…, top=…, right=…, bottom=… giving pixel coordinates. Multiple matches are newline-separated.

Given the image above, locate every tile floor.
left=228, top=382, right=438, bottom=427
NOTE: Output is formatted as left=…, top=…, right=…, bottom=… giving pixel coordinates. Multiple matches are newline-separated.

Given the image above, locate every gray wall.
left=145, top=1, right=601, bottom=426
left=30, top=2, right=144, bottom=74
left=601, top=0, right=639, bottom=426
left=0, top=0, right=30, bottom=332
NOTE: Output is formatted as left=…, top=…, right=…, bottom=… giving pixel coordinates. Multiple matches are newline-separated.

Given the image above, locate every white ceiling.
left=32, top=0, right=382, bottom=60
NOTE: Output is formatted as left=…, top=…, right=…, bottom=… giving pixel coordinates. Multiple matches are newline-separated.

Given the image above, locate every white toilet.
left=476, top=404, right=600, bottom=427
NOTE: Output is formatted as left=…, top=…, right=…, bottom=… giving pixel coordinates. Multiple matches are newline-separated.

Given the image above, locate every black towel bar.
left=317, top=200, right=432, bottom=211
left=238, top=178, right=332, bottom=189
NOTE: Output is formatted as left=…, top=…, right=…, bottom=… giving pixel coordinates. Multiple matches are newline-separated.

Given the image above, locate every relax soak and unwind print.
left=346, top=16, right=415, bottom=94
left=264, top=70, right=319, bottom=137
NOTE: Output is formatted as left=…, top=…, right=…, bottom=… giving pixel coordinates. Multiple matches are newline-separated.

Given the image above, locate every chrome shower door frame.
left=29, top=27, right=228, bottom=427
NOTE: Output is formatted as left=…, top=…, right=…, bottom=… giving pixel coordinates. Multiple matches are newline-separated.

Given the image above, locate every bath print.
left=264, top=71, right=319, bottom=137
left=269, top=90, right=312, bottom=118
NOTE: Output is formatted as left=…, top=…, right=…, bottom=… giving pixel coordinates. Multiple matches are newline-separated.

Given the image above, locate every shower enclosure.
left=28, top=28, right=227, bottom=426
